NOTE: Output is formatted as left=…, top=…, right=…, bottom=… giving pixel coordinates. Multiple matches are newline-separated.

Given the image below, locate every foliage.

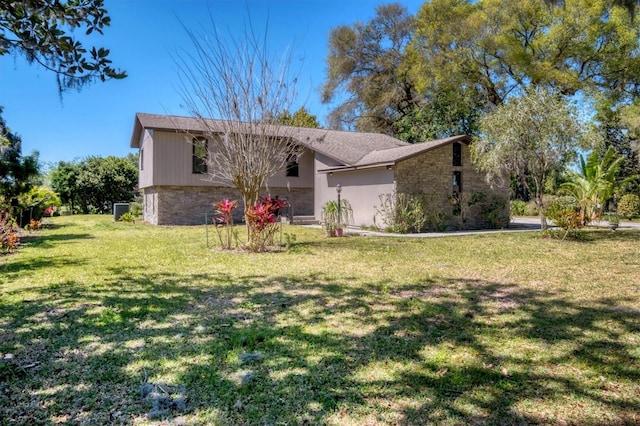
left=560, top=147, right=629, bottom=222
left=273, top=107, right=320, bottom=128
left=0, top=209, right=19, bottom=253
left=596, top=100, right=640, bottom=195
left=544, top=196, right=585, bottom=240
left=15, top=185, right=60, bottom=227
left=410, top=0, right=640, bottom=110
left=213, top=198, right=238, bottom=250
left=618, top=193, right=640, bottom=219
left=49, top=156, right=138, bottom=214
left=473, top=90, right=593, bottom=229
left=393, top=87, right=486, bottom=142
left=0, top=0, right=126, bottom=91
left=174, top=18, right=302, bottom=243
left=321, top=199, right=353, bottom=232
left=510, top=200, right=527, bottom=216
left=375, top=192, right=432, bottom=233
left=117, top=212, right=135, bottom=223
left=0, top=107, right=40, bottom=213
left=322, top=3, right=416, bottom=134
left=245, top=196, right=288, bottom=252
left=479, top=194, right=509, bottom=228
left=129, top=201, right=142, bottom=217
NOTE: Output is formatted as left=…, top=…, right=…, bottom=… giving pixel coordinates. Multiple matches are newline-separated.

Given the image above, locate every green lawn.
left=1, top=215, right=639, bottom=425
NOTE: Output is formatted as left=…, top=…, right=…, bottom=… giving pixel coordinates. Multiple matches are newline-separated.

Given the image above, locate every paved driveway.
left=342, top=216, right=640, bottom=238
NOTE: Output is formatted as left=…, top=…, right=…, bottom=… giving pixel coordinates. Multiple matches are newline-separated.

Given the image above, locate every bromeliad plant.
left=245, top=196, right=288, bottom=252
left=213, top=198, right=238, bottom=250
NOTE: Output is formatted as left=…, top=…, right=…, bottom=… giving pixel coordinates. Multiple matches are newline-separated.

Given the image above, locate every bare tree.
left=173, top=15, right=303, bottom=230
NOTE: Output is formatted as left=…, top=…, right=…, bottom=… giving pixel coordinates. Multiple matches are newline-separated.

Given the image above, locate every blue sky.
left=0, top=0, right=423, bottom=166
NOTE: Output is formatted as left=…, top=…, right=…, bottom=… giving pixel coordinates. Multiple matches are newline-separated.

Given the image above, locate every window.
left=453, top=171, right=462, bottom=193
left=286, top=154, right=299, bottom=177
left=192, top=137, right=208, bottom=174
left=140, top=148, right=144, bottom=171
left=453, top=142, right=462, bottom=167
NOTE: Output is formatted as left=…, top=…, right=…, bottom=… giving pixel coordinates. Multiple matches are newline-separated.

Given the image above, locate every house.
left=129, top=112, right=509, bottom=229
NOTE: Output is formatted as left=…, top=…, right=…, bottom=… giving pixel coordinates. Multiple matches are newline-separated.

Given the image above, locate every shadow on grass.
left=1, top=266, right=639, bottom=425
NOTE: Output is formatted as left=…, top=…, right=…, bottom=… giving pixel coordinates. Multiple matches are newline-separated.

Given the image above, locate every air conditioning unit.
left=113, top=203, right=130, bottom=221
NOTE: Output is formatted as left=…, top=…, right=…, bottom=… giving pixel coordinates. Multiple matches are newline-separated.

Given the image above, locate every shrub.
left=1, top=210, right=20, bottom=253
left=130, top=202, right=143, bottom=217
left=375, top=192, right=427, bottom=233
left=617, top=194, right=640, bottom=219
left=510, top=200, right=527, bottom=216
left=245, top=196, right=288, bottom=252
left=544, top=196, right=584, bottom=239
left=480, top=195, right=509, bottom=228
left=118, top=212, right=135, bottom=223
left=213, top=198, right=238, bottom=250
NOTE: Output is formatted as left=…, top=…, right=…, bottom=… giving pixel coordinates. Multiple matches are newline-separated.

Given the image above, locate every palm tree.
left=560, top=147, right=627, bottom=223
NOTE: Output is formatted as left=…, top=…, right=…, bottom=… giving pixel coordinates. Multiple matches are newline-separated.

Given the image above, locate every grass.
left=1, top=215, right=639, bottom=425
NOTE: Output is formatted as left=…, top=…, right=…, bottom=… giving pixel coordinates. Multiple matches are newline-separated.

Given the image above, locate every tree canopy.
left=1, top=0, right=126, bottom=91
left=322, top=3, right=417, bottom=134
left=49, top=156, right=138, bottom=214
left=274, top=107, right=320, bottom=128
left=409, top=0, right=640, bottom=108
left=0, top=107, right=39, bottom=211
left=472, top=90, right=595, bottom=228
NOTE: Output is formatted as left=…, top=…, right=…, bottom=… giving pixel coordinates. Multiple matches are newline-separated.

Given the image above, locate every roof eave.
left=317, top=161, right=396, bottom=174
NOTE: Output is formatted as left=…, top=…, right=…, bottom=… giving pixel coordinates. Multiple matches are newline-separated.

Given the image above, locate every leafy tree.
left=174, top=18, right=302, bottom=245
left=393, top=86, right=486, bottom=142
left=1, top=0, right=126, bottom=91
left=274, top=107, right=320, bottom=128
left=560, top=147, right=632, bottom=222
left=322, top=3, right=417, bottom=134
left=409, top=0, right=640, bottom=109
left=49, top=160, right=80, bottom=212
left=595, top=100, right=640, bottom=195
left=0, top=107, right=40, bottom=212
left=16, top=185, right=60, bottom=226
left=472, top=90, right=593, bottom=229
left=50, top=156, right=137, bottom=214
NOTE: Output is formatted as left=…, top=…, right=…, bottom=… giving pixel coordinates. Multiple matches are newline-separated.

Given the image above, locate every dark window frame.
left=453, top=142, right=462, bottom=167
left=453, top=171, right=462, bottom=194
left=285, top=154, right=299, bottom=177
left=192, top=137, right=208, bottom=174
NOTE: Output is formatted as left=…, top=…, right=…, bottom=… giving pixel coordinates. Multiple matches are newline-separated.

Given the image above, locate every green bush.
left=118, top=212, right=135, bottom=223
left=130, top=202, right=143, bottom=217
left=617, top=194, right=640, bottom=219
left=510, top=200, right=527, bottom=216
left=544, top=196, right=583, bottom=239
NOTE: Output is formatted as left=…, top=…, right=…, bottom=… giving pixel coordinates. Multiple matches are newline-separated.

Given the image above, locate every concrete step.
left=291, top=215, right=318, bottom=225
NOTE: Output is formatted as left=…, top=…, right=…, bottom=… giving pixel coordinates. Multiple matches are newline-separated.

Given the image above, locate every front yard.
left=1, top=215, right=639, bottom=425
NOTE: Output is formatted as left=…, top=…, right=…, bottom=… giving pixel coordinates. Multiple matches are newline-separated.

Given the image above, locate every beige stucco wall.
left=138, top=129, right=154, bottom=189
left=314, top=154, right=395, bottom=226
left=139, top=130, right=314, bottom=189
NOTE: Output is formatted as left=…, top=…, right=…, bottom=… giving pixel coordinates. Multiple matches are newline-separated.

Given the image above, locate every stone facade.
left=143, top=185, right=313, bottom=225
left=395, top=143, right=509, bottom=230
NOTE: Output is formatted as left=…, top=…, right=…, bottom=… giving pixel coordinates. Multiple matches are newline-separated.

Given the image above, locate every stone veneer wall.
left=142, top=186, right=313, bottom=225
left=395, top=143, right=509, bottom=230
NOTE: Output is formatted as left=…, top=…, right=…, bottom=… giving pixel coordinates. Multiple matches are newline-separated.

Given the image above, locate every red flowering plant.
left=245, top=196, right=288, bottom=252
left=213, top=198, right=238, bottom=249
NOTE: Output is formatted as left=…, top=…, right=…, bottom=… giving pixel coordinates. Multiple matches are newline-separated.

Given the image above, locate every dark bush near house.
left=617, top=194, right=640, bottom=219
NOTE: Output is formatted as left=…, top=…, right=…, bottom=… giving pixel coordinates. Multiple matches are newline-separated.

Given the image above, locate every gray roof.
left=354, top=135, right=470, bottom=167
left=130, top=112, right=467, bottom=168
